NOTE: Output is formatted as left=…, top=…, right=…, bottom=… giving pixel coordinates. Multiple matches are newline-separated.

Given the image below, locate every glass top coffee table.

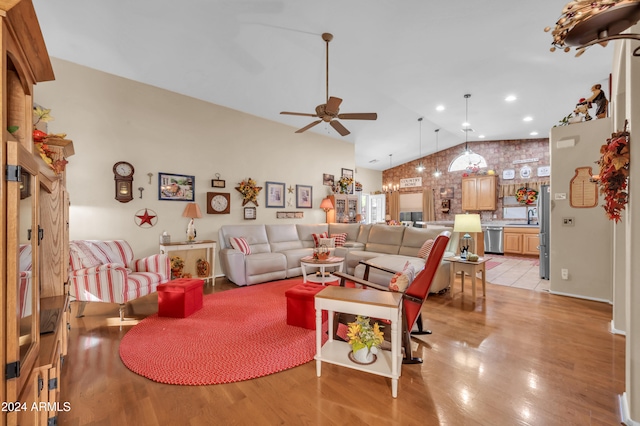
left=300, top=256, right=344, bottom=285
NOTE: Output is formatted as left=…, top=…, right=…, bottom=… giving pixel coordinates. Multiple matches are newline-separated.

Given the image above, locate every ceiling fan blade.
left=337, top=112, right=378, bottom=120
left=295, top=120, right=322, bottom=133
left=325, top=97, right=343, bottom=115
left=281, top=111, right=319, bottom=117
left=330, top=120, right=350, bottom=136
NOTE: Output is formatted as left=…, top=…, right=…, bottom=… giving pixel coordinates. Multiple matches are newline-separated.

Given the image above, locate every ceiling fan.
left=280, top=32, right=377, bottom=136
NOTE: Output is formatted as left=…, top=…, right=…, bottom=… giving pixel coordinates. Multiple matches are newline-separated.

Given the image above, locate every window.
left=448, top=152, right=487, bottom=172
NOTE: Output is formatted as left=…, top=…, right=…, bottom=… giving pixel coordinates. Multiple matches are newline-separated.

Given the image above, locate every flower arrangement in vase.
left=347, top=315, right=384, bottom=364
left=170, top=256, right=185, bottom=279
left=337, top=175, right=354, bottom=194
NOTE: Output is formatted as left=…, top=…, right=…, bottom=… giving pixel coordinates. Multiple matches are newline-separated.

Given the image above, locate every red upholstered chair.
left=69, top=240, right=171, bottom=320
left=334, top=231, right=451, bottom=364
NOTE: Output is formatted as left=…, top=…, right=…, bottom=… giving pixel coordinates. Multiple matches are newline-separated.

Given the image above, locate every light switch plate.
left=555, top=193, right=567, bottom=200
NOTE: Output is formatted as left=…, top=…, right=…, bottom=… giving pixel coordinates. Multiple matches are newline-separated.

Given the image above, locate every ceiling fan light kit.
left=280, top=33, right=378, bottom=136
left=545, top=0, right=640, bottom=57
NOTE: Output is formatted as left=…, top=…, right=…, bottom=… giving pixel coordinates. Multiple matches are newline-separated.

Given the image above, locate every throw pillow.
left=318, top=237, right=336, bottom=248
left=230, top=237, right=251, bottom=255
left=389, top=261, right=416, bottom=292
left=418, top=239, right=435, bottom=259
left=311, top=232, right=328, bottom=248
left=330, top=233, right=347, bottom=247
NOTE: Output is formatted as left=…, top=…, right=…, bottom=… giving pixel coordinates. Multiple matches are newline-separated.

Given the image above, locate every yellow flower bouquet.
left=347, top=315, right=384, bottom=353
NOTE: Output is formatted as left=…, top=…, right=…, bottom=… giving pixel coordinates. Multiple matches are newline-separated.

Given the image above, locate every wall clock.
left=113, top=161, right=134, bottom=203
left=207, top=192, right=230, bottom=214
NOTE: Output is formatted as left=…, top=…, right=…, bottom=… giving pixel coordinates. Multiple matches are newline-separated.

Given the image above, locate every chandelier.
left=545, top=0, right=640, bottom=57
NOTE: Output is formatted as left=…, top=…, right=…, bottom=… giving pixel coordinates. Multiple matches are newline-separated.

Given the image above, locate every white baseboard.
left=548, top=289, right=611, bottom=304
left=610, top=320, right=626, bottom=336
left=619, top=393, right=640, bottom=425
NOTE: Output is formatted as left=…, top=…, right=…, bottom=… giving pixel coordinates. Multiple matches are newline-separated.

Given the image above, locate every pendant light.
left=462, top=94, right=473, bottom=156
left=433, top=128, right=442, bottom=178
left=415, top=117, right=425, bottom=172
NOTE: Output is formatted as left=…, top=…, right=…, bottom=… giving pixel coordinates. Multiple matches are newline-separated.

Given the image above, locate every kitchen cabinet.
left=461, top=175, right=497, bottom=211
left=503, top=227, right=539, bottom=256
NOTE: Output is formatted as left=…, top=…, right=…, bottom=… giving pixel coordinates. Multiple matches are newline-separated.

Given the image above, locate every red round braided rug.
left=119, top=278, right=327, bottom=385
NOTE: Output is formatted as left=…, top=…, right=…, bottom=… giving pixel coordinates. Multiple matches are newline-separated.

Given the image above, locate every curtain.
left=389, top=192, right=400, bottom=221
left=499, top=180, right=550, bottom=198
left=423, top=189, right=435, bottom=222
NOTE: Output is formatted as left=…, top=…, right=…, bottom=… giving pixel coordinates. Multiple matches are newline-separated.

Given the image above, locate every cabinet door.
left=523, top=234, right=540, bottom=255
left=477, top=176, right=497, bottom=210
left=461, top=178, right=478, bottom=211
left=504, top=233, right=523, bottom=254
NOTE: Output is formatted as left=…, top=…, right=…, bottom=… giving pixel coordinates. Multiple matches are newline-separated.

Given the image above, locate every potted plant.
left=347, top=315, right=384, bottom=364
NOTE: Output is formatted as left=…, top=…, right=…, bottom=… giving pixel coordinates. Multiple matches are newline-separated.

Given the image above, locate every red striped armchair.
left=69, top=240, right=171, bottom=320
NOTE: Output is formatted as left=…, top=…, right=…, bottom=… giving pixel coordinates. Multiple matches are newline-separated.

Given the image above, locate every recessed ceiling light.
left=530, top=131, right=538, bottom=136
left=478, top=134, right=485, bottom=138
left=436, top=105, right=445, bottom=111
left=462, top=121, right=470, bottom=127
left=523, top=116, right=533, bottom=122
left=505, top=95, right=517, bottom=102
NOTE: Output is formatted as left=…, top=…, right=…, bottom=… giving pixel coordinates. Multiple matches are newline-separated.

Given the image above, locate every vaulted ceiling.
left=32, top=0, right=613, bottom=170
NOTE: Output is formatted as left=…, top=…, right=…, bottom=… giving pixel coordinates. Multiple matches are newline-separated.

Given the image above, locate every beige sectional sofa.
left=217, top=223, right=458, bottom=293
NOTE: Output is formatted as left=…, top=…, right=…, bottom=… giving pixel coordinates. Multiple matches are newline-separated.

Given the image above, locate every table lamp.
left=182, top=202, right=202, bottom=241
left=319, top=197, right=334, bottom=222
left=453, top=213, right=482, bottom=259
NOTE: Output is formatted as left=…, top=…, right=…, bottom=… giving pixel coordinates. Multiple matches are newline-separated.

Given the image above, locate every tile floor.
left=483, top=255, right=549, bottom=292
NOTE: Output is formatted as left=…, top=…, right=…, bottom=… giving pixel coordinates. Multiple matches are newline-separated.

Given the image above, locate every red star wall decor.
left=135, top=208, right=158, bottom=228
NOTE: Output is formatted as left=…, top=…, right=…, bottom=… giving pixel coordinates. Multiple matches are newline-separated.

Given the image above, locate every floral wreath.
left=596, top=121, right=630, bottom=222
left=516, top=187, right=538, bottom=205
left=235, top=178, right=262, bottom=206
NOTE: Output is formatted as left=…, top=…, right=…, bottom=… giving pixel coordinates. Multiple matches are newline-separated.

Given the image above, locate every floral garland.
left=595, top=122, right=630, bottom=222
left=515, top=187, right=538, bottom=205
left=235, top=178, right=262, bottom=206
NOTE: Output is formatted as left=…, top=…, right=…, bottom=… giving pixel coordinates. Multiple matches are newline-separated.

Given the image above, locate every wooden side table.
left=446, top=256, right=489, bottom=300
left=160, top=240, right=216, bottom=285
left=314, top=286, right=403, bottom=397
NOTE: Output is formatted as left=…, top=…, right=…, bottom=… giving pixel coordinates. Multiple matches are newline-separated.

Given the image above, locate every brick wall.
left=381, top=138, right=550, bottom=221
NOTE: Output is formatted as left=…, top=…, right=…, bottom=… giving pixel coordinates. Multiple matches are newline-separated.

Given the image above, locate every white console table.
left=159, top=240, right=216, bottom=285
left=314, top=286, right=403, bottom=397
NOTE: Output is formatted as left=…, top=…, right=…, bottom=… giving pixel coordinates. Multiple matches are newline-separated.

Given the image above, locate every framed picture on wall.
left=265, top=181, right=286, bottom=208
left=158, top=172, right=195, bottom=201
left=323, top=173, right=334, bottom=186
left=296, top=184, right=313, bottom=208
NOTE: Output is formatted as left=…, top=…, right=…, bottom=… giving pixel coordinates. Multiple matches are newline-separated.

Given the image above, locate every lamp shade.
left=319, top=198, right=334, bottom=212
left=453, top=214, right=482, bottom=233
left=182, top=203, right=202, bottom=219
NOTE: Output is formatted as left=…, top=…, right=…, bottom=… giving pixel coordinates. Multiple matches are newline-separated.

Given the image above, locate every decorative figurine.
left=586, top=83, right=608, bottom=118
left=573, top=98, right=592, bottom=122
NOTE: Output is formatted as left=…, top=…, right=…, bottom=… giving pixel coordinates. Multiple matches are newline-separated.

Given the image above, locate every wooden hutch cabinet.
left=461, top=175, right=497, bottom=211
left=1, top=3, right=73, bottom=426
left=326, top=194, right=361, bottom=223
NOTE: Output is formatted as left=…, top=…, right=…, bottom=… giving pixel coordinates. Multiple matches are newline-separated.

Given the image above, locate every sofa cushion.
left=365, top=225, right=404, bottom=255
left=328, top=223, right=361, bottom=242
left=311, top=232, right=328, bottom=248
left=296, top=224, right=329, bottom=248
left=219, top=224, right=271, bottom=254
left=418, top=239, right=435, bottom=259
left=389, top=261, right=416, bottom=292
left=330, top=233, right=347, bottom=247
left=356, top=224, right=372, bottom=244
left=319, top=237, right=336, bottom=248
left=267, top=224, right=304, bottom=252
left=399, top=227, right=451, bottom=257
left=230, top=237, right=251, bottom=254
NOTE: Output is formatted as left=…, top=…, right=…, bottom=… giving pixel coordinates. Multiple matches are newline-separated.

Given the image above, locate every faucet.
left=527, top=209, right=535, bottom=225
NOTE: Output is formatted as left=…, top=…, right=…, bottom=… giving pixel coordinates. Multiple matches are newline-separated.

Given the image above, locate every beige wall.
left=34, top=58, right=382, bottom=264
left=548, top=118, right=613, bottom=301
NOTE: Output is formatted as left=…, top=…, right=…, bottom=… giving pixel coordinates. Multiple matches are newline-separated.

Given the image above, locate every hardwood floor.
left=57, top=276, right=624, bottom=425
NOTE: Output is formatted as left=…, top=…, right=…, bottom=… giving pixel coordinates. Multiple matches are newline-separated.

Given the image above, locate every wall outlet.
left=562, top=217, right=575, bottom=226
left=561, top=269, right=569, bottom=280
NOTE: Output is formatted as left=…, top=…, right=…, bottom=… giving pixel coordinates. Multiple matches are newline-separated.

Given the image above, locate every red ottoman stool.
left=285, top=283, right=327, bottom=329
left=158, top=278, right=204, bottom=318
